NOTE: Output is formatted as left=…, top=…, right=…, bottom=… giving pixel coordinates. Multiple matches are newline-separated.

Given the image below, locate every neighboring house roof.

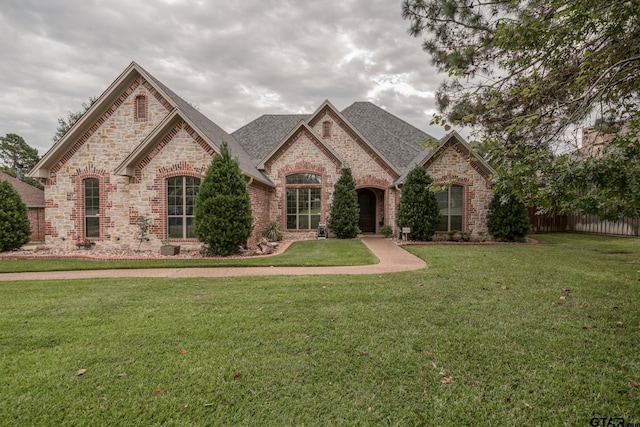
left=395, top=131, right=496, bottom=185
left=0, top=171, right=45, bottom=207
left=29, top=62, right=272, bottom=187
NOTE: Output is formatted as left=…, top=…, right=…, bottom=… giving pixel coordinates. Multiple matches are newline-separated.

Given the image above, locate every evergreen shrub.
left=487, top=191, right=530, bottom=242
left=194, top=141, right=253, bottom=256
left=328, top=168, right=360, bottom=238
left=0, top=180, right=31, bottom=251
left=396, top=166, right=440, bottom=241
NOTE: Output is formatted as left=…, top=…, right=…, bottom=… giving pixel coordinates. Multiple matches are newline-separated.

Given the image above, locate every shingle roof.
left=232, top=114, right=310, bottom=162
left=139, top=65, right=271, bottom=185
left=231, top=102, right=435, bottom=173
left=0, top=171, right=45, bottom=207
left=341, top=102, right=435, bottom=171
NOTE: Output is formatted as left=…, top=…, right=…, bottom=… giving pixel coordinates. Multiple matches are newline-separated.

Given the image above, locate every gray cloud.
left=0, top=0, right=452, bottom=156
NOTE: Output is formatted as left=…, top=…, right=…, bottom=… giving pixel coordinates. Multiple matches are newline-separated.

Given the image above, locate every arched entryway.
left=357, top=188, right=376, bottom=233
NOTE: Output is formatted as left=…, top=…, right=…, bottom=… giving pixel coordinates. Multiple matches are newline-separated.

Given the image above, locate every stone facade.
left=44, top=78, right=172, bottom=249
left=31, top=62, right=494, bottom=252
left=423, top=143, right=493, bottom=237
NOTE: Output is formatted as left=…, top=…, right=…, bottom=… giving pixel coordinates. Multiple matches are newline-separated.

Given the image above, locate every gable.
left=30, top=61, right=272, bottom=187
left=395, top=132, right=495, bottom=185
left=240, top=101, right=402, bottom=179
left=341, top=102, right=434, bottom=171
left=259, top=122, right=343, bottom=174
left=29, top=64, right=174, bottom=179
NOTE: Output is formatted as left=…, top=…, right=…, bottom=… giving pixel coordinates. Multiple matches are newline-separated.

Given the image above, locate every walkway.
left=0, top=237, right=426, bottom=282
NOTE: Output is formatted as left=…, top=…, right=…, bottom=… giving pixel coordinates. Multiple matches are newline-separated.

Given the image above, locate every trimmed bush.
left=0, top=180, right=31, bottom=251
left=194, top=141, right=253, bottom=256
left=396, top=166, right=441, bottom=241
left=487, top=192, right=530, bottom=242
left=328, top=168, right=360, bottom=238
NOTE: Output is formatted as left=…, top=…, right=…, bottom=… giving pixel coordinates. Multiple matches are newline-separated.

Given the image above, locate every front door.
left=358, top=189, right=376, bottom=233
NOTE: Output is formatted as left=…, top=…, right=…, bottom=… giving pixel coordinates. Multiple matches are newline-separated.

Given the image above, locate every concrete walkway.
left=0, top=237, right=426, bottom=282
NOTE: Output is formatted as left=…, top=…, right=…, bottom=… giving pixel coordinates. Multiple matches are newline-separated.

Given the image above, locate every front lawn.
left=0, top=239, right=378, bottom=273
left=0, top=234, right=638, bottom=425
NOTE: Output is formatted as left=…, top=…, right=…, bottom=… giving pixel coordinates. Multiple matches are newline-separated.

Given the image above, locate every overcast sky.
left=0, top=0, right=449, bottom=156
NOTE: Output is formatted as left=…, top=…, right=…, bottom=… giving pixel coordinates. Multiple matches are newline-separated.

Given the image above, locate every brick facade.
left=263, top=112, right=398, bottom=237
left=423, top=144, right=493, bottom=237
left=36, top=64, right=493, bottom=251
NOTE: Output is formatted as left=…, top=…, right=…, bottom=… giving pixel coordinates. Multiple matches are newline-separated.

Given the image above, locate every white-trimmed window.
left=286, top=173, right=321, bottom=230
left=84, top=178, right=100, bottom=238
left=167, top=176, right=200, bottom=238
left=436, top=185, right=463, bottom=231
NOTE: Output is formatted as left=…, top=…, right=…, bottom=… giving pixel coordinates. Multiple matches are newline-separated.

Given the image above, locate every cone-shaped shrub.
left=396, top=166, right=440, bottom=241
left=0, top=180, right=31, bottom=251
left=328, top=167, right=360, bottom=238
left=487, top=192, right=530, bottom=242
left=194, top=141, right=253, bottom=256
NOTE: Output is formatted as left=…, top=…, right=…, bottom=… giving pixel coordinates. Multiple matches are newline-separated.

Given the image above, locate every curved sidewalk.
left=0, top=237, right=426, bottom=282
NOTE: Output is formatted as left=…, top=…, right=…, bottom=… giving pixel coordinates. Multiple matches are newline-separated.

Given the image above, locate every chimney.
left=16, top=163, right=23, bottom=181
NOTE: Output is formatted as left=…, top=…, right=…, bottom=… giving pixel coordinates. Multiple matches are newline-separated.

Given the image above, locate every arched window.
left=135, top=95, right=148, bottom=121
left=286, top=173, right=321, bottom=230
left=436, top=185, right=463, bottom=231
left=84, top=178, right=100, bottom=237
left=167, top=176, right=201, bottom=238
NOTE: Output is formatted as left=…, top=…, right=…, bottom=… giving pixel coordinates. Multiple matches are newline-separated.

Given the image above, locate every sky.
left=0, top=0, right=449, bottom=157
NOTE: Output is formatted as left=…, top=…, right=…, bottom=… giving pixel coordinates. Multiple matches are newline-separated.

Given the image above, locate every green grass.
left=0, top=239, right=378, bottom=273
left=1, top=234, right=639, bottom=425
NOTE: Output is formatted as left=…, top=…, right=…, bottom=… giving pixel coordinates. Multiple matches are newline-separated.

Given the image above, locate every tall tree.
left=53, top=96, right=97, bottom=143
left=402, top=0, right=640, bottom=219
left=328, top=168, right=360, bottom=238
left=396, top=166, right=441, bottom=241
left=0, top=180, right=31, bottom=251
left=0, top=133, right=43, bottom=189
left=0, top=133, right=40, bottom=171
left=194, top=141, right=253, bottom=256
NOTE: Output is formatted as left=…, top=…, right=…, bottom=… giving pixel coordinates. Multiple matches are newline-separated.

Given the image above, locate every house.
left=0, top=171, right=45, bottom=241
left=28, top=62, right=494, bottom=250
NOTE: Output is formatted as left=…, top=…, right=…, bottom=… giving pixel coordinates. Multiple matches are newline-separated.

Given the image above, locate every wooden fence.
left=528, top=208, right=639, bottom=237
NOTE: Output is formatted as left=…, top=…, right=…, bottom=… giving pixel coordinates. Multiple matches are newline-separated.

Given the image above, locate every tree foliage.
left=0, top=133, right=43, bottom=189
left=328, top=168, right=360, bottom=239
left=487, top=191, right=530, bottom=242
left=53, top=97, right=97, bottom=143
left=396, top=166, right=441, bottom=241
left=0, top=180, right=31, bottom=251
left=194, top=141, right=253, bottom=256
left=402, top=0, right=640, bottom=219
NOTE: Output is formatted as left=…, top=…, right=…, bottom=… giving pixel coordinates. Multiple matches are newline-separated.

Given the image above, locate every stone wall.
left=424, top=145, right=493, bottom=237
left=45, top=78, right=171, bottom=248
left=263, top=110, right=397, bottom=237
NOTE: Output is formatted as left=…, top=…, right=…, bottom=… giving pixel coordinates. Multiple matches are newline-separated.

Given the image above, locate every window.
left=135, top=95, right=148, bottom=121
left=286, top=173, right=321, bottom=230
left=84, top=178, right=100, bottom=238
left=322, top=121, right=331, bottom=138
left=167, top=176, right=200, bottom=239
left=436, top=185, right=463, bottom=231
